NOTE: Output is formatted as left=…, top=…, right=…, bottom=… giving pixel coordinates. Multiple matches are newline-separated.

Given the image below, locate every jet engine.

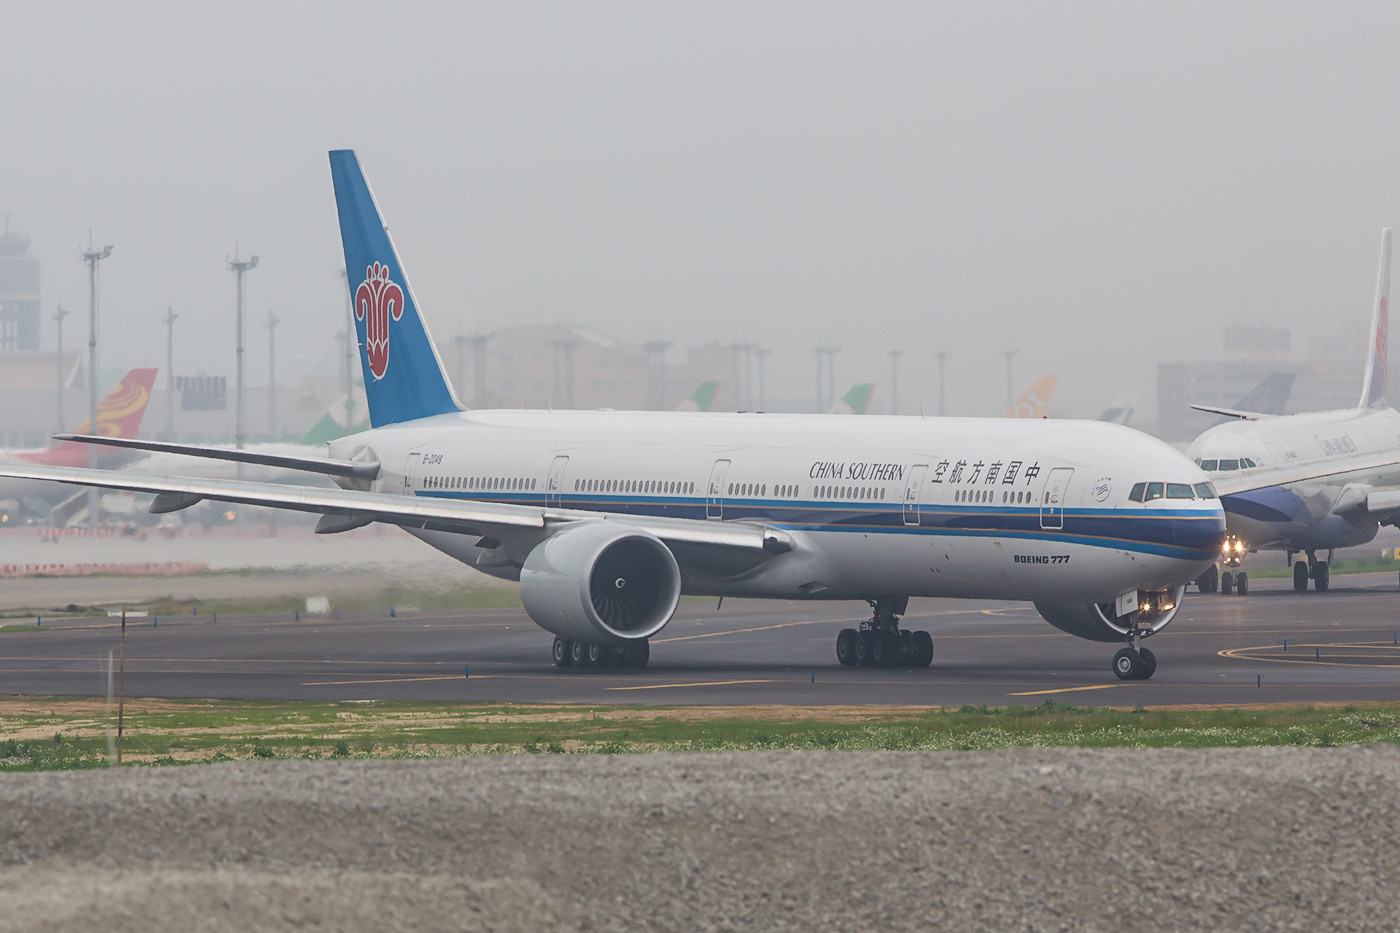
left=1033, top=585, right=1186, bottom=643
left=519, top=521, right=682, bottom=644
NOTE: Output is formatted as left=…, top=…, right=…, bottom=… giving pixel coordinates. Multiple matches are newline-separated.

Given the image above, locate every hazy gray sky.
left=5, top=2, right=1400, bottom=420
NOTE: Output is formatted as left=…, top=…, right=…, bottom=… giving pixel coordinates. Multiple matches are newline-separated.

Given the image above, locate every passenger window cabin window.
left=1144, top=482, right=1165, bottom=501
left=1166, top=483, right=1194, bottom=499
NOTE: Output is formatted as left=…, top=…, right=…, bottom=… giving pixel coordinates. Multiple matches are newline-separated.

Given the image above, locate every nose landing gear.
left=836, top=597, right=933, bottom=668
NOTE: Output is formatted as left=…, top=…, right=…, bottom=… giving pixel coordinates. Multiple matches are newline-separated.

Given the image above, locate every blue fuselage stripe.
left=417, top=491, right=1224, bottom=561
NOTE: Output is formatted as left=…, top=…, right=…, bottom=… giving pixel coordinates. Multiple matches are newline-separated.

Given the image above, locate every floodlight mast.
left=80, top=241, right=113, bottom=527
left=229, top=250, right=259, bottom=462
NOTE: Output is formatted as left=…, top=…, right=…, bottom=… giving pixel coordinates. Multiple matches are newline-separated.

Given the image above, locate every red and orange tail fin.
left=72, top=368, right=159, bottom=438
left=1003, top=374, right=1058, bottom=418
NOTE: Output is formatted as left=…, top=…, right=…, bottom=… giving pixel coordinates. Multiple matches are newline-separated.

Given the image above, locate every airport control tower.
left=0, top=221, right=40, bottom=351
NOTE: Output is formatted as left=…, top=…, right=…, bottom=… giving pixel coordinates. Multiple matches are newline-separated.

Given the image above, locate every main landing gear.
left=835, top=597, right=934, bottom=668
left=552, top=636, right=650, bottom=670
left=1289, top=550, right=1331, bottom=593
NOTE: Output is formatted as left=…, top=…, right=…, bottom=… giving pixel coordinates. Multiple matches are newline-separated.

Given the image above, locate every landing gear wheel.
left=871, top=634, right=892, bottom=666
left=1236, top=571, right=1249, bottom=595
left=586, top=642, right=608, bottom=668
left=912, top=631, right=934, bottom=668
left=1314, top=561, right=1330, bottom=592
left=1220, top=571, right=1234, bottom=596
left=570, top=640, right=589, bottom=668
left=1137, top=647, right=1157, bottom=680
left=553, top=637, right=573, bottom=668
left=836, top=628, right=859, bottom=666
left=854, top=633, right=873, bottom=667
left=1197, top=565, right=1219, bottom=594
left=1113, top=648, right=1142, bottom=680
left=1294, top=561, right=1310, bottom=592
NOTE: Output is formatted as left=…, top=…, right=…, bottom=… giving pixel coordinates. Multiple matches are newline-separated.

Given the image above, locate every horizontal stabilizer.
left=53, top=435, right=380, bottom=480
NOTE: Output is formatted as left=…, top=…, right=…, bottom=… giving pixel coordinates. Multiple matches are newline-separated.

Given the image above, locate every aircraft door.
left=545, top=455, right=569, bottom=508
left=903, top=464, right=929, bottom=525
left=707, top=459, right=731, bottom=519
left=1039, top=467, right=1073, bottom=530
left=403, top=452, right=421, bottom=493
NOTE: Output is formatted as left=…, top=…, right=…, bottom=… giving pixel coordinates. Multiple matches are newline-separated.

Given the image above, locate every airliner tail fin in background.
left=830, top=383, right=876, bottom=415
left=1359, top=227, right=1392, bottom=410
left=674, top=381, right=720, bottom=412
left=1003, top=374, right=1057, bottom=418
left=73, top=367, right=159, bottom=438
left=329, top=149, right=462, bottom=427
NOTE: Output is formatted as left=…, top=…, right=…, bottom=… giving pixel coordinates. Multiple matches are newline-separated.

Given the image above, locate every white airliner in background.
left=1188, top=228, right=1400, bottom=595
left=0, top=151, right=1225, bottom=680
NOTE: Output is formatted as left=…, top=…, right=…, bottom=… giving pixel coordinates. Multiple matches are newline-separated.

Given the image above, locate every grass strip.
left=2, top=699, right=1398, bottom=771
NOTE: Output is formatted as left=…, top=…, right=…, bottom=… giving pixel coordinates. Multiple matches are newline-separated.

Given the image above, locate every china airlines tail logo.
left=355, top=262, right=405, bottom=380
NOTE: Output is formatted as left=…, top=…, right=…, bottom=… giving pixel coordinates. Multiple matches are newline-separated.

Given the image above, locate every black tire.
left=1137, top=647, right=1157, bottom=680
left=570, top=639, right=590, bottom=668
left=1314, top=561, right=1330, bottom=592
left=836, top=628, right=858, bottom=666
left=1221, top=571, right=1234, bottom=596
left=1113, top=647, right=1141, bottom=680
left=1293, top=561, right=1309, bottom=592
left=1197, top=565, right=1219, bottom=594
left=630, top=639, right=650, bottom=669
left=553, top=637, right=573, bottom=668
left=871, top=634, right=890, bottom=666
left=854, top=632, right=873, bottom=666
left=586, top=642, right=607, bottom=667
left=1236, top=571, right=1249, bottom=595
left=912, top=630, right=934, bottom=668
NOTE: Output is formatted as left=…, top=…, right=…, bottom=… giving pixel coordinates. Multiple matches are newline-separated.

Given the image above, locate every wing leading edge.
left=0, top=462, right=790, bottom=554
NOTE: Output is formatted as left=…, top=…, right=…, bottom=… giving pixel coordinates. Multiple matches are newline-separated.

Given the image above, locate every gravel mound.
left=2, top=746, right=1397, bottom=931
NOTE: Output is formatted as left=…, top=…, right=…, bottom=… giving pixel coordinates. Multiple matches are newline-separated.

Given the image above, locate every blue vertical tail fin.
left=329, top=149, right=462, bottom=426
left=1359, top=227, right=1392, bottom=411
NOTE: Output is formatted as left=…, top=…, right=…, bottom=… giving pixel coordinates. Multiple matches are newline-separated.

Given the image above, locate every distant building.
left=0, top=228, right=41, bottom=351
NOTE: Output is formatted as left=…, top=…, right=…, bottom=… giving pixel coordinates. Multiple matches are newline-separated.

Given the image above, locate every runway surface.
left=3, top=572, right=1400, bottom=706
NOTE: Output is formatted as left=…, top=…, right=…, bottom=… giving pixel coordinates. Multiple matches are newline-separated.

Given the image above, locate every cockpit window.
left=1218, top=459, right=1239, bottom=471
left=1129, top=482, right=1146, bottom=502
left=1166, top=483, right=1194, bottom=499
left=1193, top=482, right=1217, bottom=499
left=1241, top=457, right=1256, bottom=468
left=1198, top=459, right=1218, bottom=471
left=1144, top=482, right=1165, bottom=501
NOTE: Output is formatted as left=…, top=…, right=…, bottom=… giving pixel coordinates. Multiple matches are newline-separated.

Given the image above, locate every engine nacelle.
left=1033, top=585, right=1186, bottom=643
left=519, top=521, right=682, bottom=644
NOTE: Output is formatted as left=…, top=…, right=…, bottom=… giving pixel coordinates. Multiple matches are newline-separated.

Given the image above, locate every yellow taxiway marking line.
left=300, top=674, right=497, bottom=686
left=652, top=620, right=828, bottom=644
left=606, top=679, right=774, bottom=691
left=1219, top=643, right=1400, bottom=668
left=1007, top=684, right=1124, bottom=696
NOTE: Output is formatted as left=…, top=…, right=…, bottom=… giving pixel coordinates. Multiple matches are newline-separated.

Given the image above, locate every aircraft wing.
left=1208, top=450, right=1400, bottom=497
left=53, top=434, right=379, bottom=480
left=0, top=463, right=790, bottom=553
left=1187, top=404, right=1274, bottom=421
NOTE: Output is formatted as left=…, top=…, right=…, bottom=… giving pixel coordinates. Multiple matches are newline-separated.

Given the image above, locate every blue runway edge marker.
left=1257, top=674, right=1261, bottom=687
left=464, top=665, right=469, bottom=679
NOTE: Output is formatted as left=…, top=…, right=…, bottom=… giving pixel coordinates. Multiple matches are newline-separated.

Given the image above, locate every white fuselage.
left=330, top=409, right=1224, bottom=605
left=1188, top=406, right=1400, bottom=551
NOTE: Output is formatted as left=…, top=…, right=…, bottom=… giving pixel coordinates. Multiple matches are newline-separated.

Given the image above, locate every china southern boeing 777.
left=0, top=151, right=1225, bottom=680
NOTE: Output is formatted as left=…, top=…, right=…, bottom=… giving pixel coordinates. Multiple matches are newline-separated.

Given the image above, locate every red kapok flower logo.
left=354, top=261, right=405, bottom=380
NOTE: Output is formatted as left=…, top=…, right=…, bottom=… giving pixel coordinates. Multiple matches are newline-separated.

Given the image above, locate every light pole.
left=645, top=340, right=672, bottom=410
left=889, top=349, right=904, bottom=415
left=164, top=307, right=177, bottom=439
left=54, top=304, right=69, bottom=433
left=754, top=347, right=770, bottom=410
left=80, top=241, right=113, bottom=527
left=1002, top=349, right=1018, bottom=408
left=229, top=250, right=259, bottom=457
left=935, top=351, right=948, bottom=416
left=267, top=309, right=279, bottom=438
left=814, top=345, right=839, bottom=411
